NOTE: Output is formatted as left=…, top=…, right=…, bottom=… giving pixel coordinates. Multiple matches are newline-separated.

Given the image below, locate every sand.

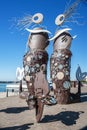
left=0, top=92, right=19, bottom=98
left=0, top=85, right=87, bottom=130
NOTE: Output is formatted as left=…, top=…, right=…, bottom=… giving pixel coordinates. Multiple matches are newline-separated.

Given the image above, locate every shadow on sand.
left=79, top=126, right=87, bottom=130
left=0, top=106, right=29, bottom=114
left=0, top=123, right=34, bottom=130
left=40, top=111, right=84, bottom=126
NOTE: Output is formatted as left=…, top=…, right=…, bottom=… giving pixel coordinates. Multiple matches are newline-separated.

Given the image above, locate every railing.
left=6, top=83, right=27, bottom=97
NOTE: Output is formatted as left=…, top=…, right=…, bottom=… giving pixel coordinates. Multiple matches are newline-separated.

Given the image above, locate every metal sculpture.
left=16, top=13, right=57, bottom=122
left=76, top=66, right=87, bottom=81
left=69, top=66, right=87, bottom=103
left=50, top=29, right=72, bottom=104
left=23, top=28, right=50, bottom=122
left=15, top=0, right=87, bottom=123
left=49, top=0, right=87, bottom=104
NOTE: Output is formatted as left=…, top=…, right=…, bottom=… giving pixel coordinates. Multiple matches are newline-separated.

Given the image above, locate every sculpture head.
left=53, top=30, right=72, bottom=51
left=27, top=27, right=49, bottom=50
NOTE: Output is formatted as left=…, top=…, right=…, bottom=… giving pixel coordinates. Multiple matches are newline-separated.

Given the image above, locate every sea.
left=0, top=83, right=7, bottom=92
left=0, top=82, right=52, bottom=92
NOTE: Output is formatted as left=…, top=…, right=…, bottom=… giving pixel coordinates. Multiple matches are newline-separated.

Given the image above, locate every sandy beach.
left=0, top=92, right=19, bottom=98
left=0, top=85, right=87, bottom=130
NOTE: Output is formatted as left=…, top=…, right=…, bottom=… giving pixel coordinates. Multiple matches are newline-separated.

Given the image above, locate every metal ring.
left=55, top=14, right=65, bottom=26
left=32, top=13, right=43, bottom=24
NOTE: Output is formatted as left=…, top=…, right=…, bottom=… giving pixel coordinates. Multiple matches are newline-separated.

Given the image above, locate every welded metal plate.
left=63, top=81, right=71, bottom=89
left=56, top=72, right=64, bottom=80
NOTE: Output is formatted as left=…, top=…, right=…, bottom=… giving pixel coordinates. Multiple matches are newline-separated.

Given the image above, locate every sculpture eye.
left=34, top=16, right=38, bottom=21
left=55, top=14, right=65, bottom=26
left=32, top=13, right=44, bottom=24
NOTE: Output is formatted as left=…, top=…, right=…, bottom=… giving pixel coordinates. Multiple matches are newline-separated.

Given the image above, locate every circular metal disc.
left=58, top=64, right=63, bottom=70
left=56, top=72, right=64, bottom=80
left=65, top=71, right=69, bottom=75
left=25, top=75, right=31, bottom=81
left=66, top=55, right=69, bottom=58
left=54, top=62, right=58, bottom=66
left=25, top=65, right=29, bottom=72
left=63, top=81, right=71, bottom=89
left=26, top=56, right=31, bottom=62
left=38, top=55, right=43, bottom=59
left=55, top=14, right=65, bottom=26
left=32, top=13, right=43, bottom=24
left=51, top=60, right=55, bottom=64
left=31, top=67, right=35, bottom=73
left=36, top=63, right=40, bottom=68
left=29, top=83, right=32, bottom=86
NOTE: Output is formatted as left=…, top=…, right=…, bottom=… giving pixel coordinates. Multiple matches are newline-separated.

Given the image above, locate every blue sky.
left=0, top=0, right=87, bottom=81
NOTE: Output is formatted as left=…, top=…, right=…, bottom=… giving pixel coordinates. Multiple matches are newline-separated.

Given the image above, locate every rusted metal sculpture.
left=72, top=66, right=87, bottom=102
left=50, top=29, right=72, bottom=104
left=16, top=13, right=57, bottom=122
left=23, top=27, right=50, bottom=122
left=15, top=0, right=87, bottom=121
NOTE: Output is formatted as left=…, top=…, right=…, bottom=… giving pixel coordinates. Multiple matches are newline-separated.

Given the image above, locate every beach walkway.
left=0, top=85, right=87, bottom=130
